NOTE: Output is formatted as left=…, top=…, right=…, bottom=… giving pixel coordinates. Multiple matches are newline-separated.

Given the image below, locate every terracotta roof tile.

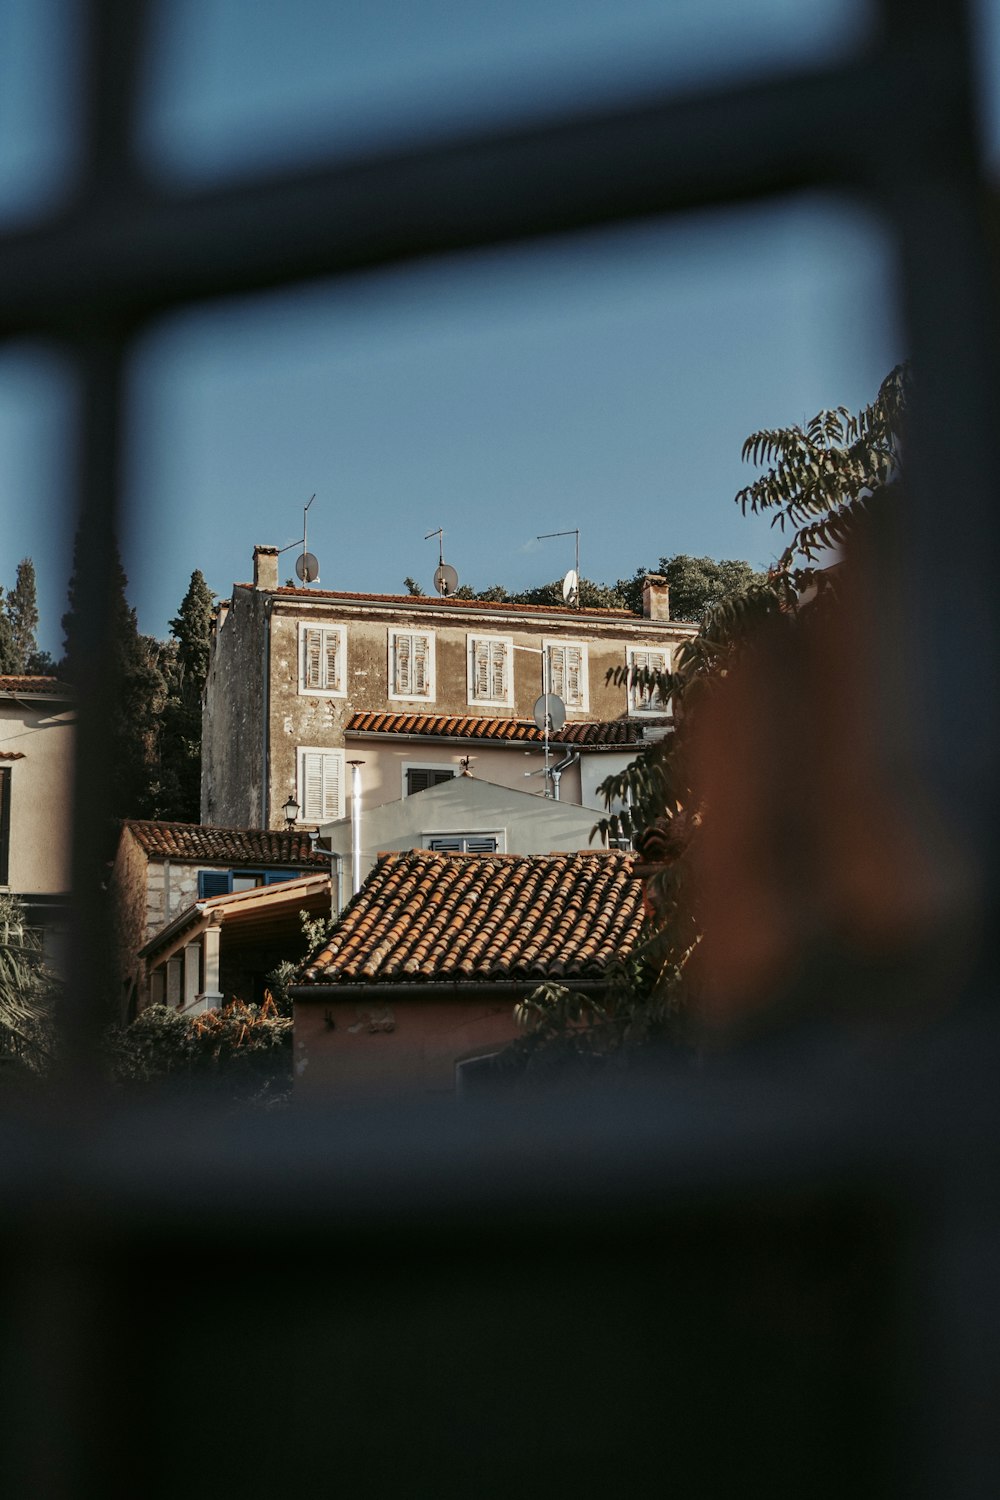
left=123, top=820, right=327, bottom=867
left=0, top=675, right=74, bottom=696
left=0, top=751, right=26, bottom=760
left=346, top=711, right=667, bottom=747
left=300, top=849, right=643, bottom=988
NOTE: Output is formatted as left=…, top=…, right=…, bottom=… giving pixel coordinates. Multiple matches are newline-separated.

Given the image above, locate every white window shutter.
left=413, top=634, right=429, bottom=695
left=565, top=645, right=583, bottom=706
left=631, top=649, right=668, bottom=708
left=301, top=751, right=342, bottom=820
left=325, top=631, right=340, bottom=691
left=304, top=628, right=323, bottom=689
left=395, top=633, right=411, bottom=695
left=474, top=639, right=490, bottom=699
left=491, top=641, right=507, bottom=700
left=548, top=645, right=565, bottom=698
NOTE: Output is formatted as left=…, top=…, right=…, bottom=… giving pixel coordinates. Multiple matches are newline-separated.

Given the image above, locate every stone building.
left=201, top=545, right=696, bottom=831
left=0, top=674, right=75, bottom=968
left=109, top=819, right=328, bottom=1017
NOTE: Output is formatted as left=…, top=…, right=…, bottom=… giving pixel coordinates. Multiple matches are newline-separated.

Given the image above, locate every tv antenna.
left=425, top=527, right=459, bottom=596
left=279, top=494, right=320, bottom=584
left=537, top=527, right=580, bottom=608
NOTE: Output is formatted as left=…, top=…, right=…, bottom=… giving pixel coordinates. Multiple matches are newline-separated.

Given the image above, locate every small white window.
left=544, top=640, right=589, bottom=712
left=298, top=623, right=346, bottom=696
left=468, top=634, right=513, bottom=708
left=628, top=647, right=671, bottom=714
left=297, top=747, right=345, bottom=822
left=389, top=629, right=435, bottom=701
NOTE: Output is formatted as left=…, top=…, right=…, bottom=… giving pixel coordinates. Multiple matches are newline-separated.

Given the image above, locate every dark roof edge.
left=290, top=977, right=613, bottom=1002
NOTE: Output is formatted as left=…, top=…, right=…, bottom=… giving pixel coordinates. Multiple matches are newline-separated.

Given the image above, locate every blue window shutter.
left=264, top=871, right=296, bottom=885
left=198, top=870, right=231, bottom=898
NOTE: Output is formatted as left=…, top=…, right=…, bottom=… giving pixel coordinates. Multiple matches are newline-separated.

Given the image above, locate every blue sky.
left=0, top=0, right=994, bottom=655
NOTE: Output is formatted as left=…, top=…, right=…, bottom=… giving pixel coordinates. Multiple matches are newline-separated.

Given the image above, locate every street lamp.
left=282, top=793, right=300, bottom=829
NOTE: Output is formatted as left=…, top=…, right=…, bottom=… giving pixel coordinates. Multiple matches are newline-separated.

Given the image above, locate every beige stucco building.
left=202, top=545, right=696, bottom=832
left=0, top=675, right=74, bottom=966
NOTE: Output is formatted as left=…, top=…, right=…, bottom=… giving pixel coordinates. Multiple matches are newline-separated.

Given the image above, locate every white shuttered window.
left=468, top=635, right=512, bottom=706
left=390, top=630, right=434, bottom=700
left=298, top=624, right=346, bottom=696
left=628, top=647, right=671, bottom=713
left=297, top=748, right=344, bottom=822
left=545, top=641, right=588, bottom=711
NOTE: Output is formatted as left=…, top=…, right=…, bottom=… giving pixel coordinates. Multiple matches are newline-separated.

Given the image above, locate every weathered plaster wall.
left=340, top=741, right=586, bottom=811
left=319, top=774, right=602, bottom=883
left=201, top=587, right=267, bottom=826
left=0, top=699, right=73, bottom=894
left=294, top=994, right=520, bottom=1102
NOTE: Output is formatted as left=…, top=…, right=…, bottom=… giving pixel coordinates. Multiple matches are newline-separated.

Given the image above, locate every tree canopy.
left=508, top=364, right=910, bottom=1073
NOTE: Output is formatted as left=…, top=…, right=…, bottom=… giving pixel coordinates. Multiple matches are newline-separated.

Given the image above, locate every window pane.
left=0, top=0, right=81, bottom=225
left=0, top=346, right=75, bottom=667
left=141, top=0, right=872, bottom=185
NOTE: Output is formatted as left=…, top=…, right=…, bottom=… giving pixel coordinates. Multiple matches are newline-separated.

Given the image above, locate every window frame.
left=298, top=622, right=347, bottom=698
left=197, top=868, right=299, bottom=898
left=627, top=645, right=672, bottom=716
left=389, top=628, right=436, bottom=703
left=402, top=762, right=457, bottom=798
left=543, top=638, right=590, bottom=714
left=296, top=746, right=346, bottom=823
left=467, top=633, right=514, bottom=709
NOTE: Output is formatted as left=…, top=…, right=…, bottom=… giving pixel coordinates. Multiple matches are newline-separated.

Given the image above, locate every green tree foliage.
left=517, top=365, right=910, bottom=1064
left=6, top=559, right=39, bottom=670
left=616, top=555, right=766, bottom=621
left=62, top=531, right=171, bottom=821
left=0, top=893, right=59, bottom=1076
left=154, top=570, right=216, bottom=822
left=108, top=997, right=292, bottom=1105
left=0, top=559, right=47, bottom=674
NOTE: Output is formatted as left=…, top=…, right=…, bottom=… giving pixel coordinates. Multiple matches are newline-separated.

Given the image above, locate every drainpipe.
left=548, top=749, right=579, bottom=802
left=261, top=596, right=272, bottom=828
left=347, top=759, right=365, bottom=896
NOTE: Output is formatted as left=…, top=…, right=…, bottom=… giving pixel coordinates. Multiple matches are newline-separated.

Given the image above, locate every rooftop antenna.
left=425, top=527, right=459, bottom=596
left=279, top=494, right=320, bottom=584
left=537, top=527, right=580, bottom=607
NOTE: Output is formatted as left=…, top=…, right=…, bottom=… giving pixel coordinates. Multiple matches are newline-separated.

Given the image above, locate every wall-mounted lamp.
left=282, top=793, right=300, bottom=829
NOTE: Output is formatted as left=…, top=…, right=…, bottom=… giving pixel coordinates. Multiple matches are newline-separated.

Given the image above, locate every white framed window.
left=403, top=763, right=456, bottom=797
left=467, top=634, right=513, bottom=708
left=424, top=832, right=504, bottom=854
left=296, top=747, right=345, bottom=822
left=298, top=623, right=346, bottom=696
left=627, top=646, right=672, bottom=714
left=389, top=629, right=435, bottom=701
left=544, top=639, right=589, bottom=712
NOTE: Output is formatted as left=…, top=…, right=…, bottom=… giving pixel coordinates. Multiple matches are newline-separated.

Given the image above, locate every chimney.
left=642, top=574, right=671, bottom=620
left=253, top=545, right=279, bottom=591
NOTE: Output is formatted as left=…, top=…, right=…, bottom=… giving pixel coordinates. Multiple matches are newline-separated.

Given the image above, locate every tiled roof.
left=300, top=848, right=643, bottom=987
left=0, top=675, right=74, bottom=696
left=258, top=585, right=638, bottom=619
left=123, top=820, right=327, bottom=867
left=0, top=751, right=26, bottom=760
left=346, top=711, right=664, bottom=747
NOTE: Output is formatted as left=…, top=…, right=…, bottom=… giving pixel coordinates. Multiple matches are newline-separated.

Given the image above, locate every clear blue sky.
left=1, top=0, right=996, bottom=656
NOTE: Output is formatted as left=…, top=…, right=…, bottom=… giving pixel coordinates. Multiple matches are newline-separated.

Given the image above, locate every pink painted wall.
left=294, top=993, right=521, bottom=1103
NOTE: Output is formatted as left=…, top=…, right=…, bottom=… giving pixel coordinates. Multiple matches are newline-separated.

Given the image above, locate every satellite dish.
left=562, top=568, right=579, bottom=606
left=434, top=563, right=459, bottom=596
left=296, top=552, right=320, bottom=583
left=534, top=693, right=566, bottom=733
